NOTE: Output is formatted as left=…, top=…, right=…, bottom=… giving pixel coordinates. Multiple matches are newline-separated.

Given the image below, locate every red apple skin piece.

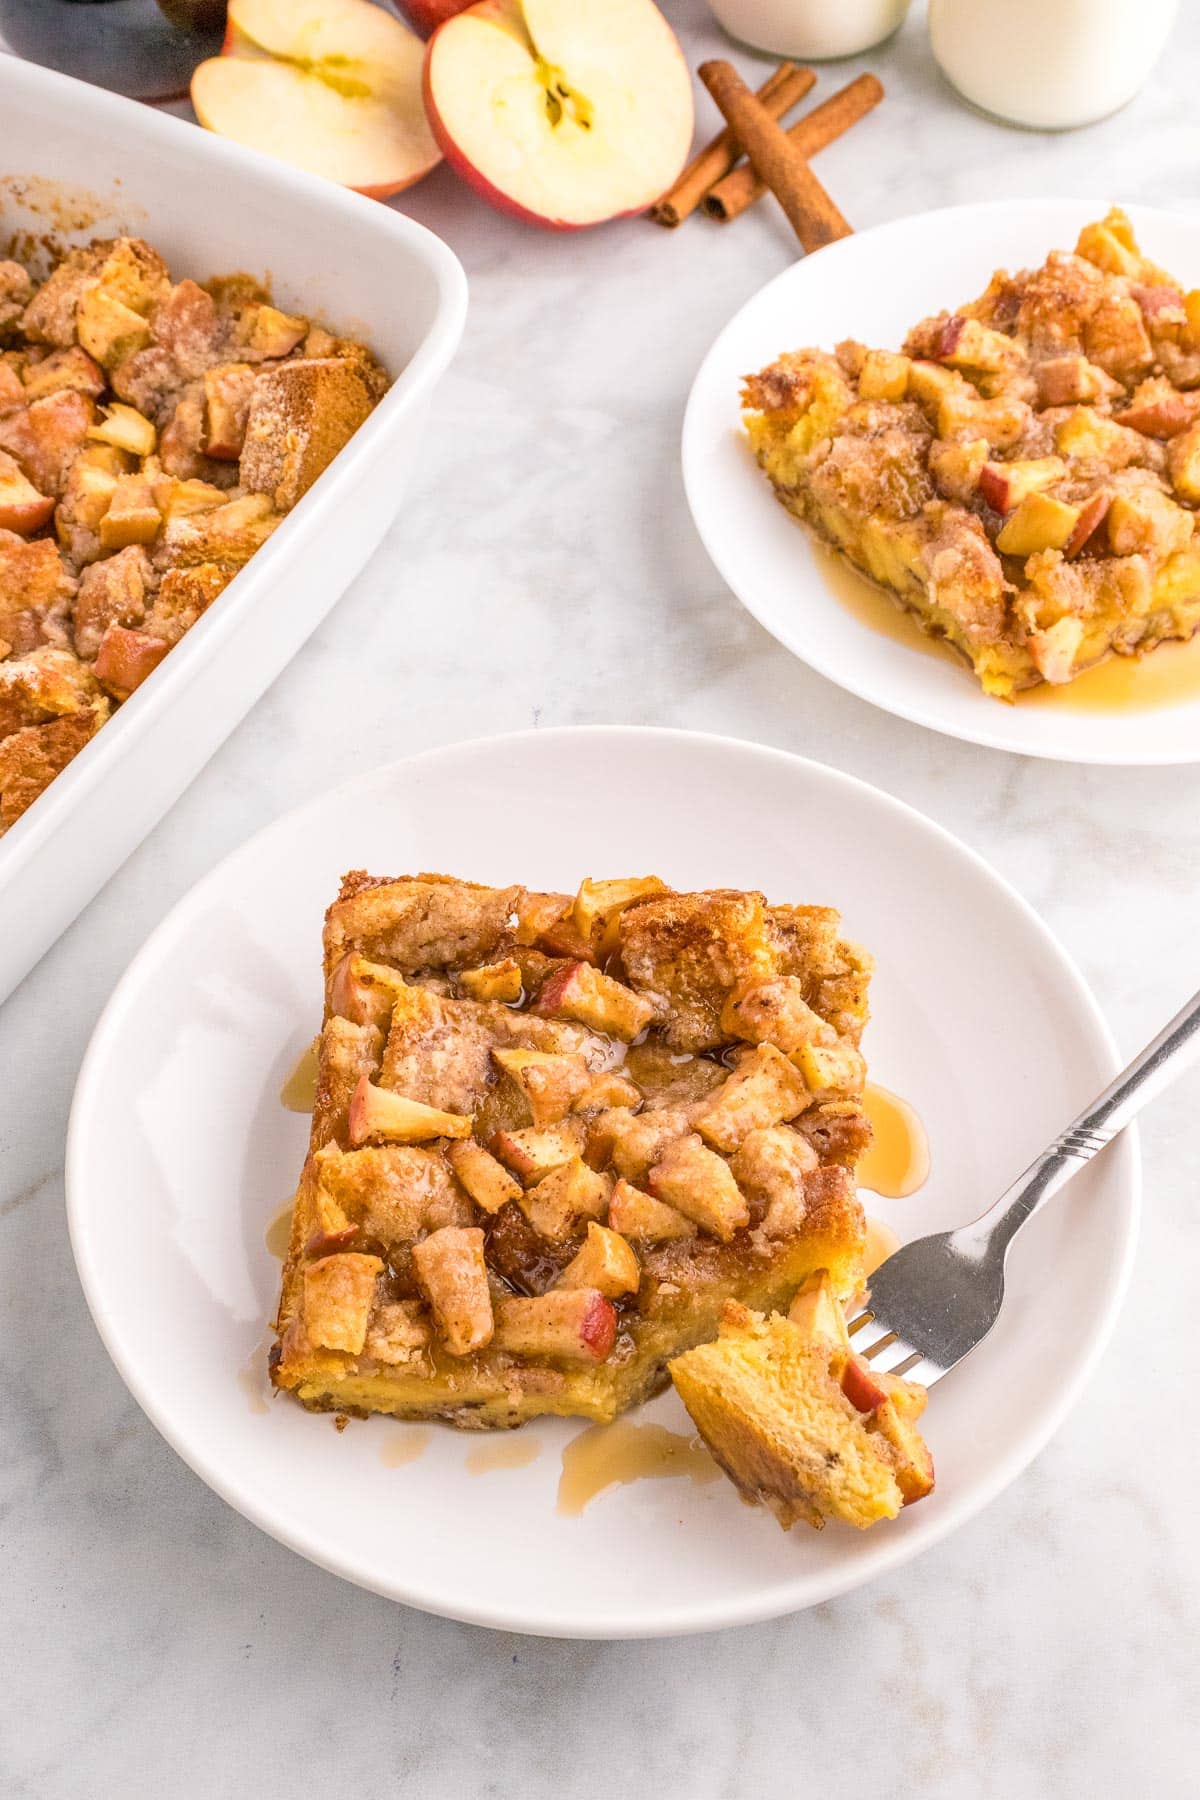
left=0, top=491, right=54, bottom=535
left=394, top=0, right=471, bottom=35
left=1064, top=491, right=1111, bottom=559
left=303, top=1224, right=359, bottom=1257
left=977, top=463, right=1012, bottom=513
left=841, top=1354, right=889, bottom=1414
left=93, top=626, right=170, bottom=699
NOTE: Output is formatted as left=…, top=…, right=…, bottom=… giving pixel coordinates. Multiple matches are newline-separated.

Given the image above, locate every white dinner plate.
left=683, top=199, right=1200, bottom=764
left=67, top=728, right=1138, bottom=1637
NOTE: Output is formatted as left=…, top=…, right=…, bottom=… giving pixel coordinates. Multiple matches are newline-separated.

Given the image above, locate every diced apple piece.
left=492, top=1047, right=590, bottom=1126
left=533, top=960, right=655, bottom=1041
left=1064, top=491, right=1111, bottom=558
left=608, top=1175, right=696, bottom=1242
left=520, top=1155, right=610, bottom=1240
left=932, top=314, right=1020, bottom=374
left=493, top=1288, right=617, bottom=1362
left=77, top=288, right=153, bottom=369
left=0, top=452, right=53, bottom=536
left=554, top=1220, right=640, bottom=1298
left=303, top=1250, right=384, bottom=1353
left=92, top=625, right=169, bottom=700
left=203, top=363, right=255, bottom=460
left=648, top=1133, right=748, bottom=1242
left=491, top=1119, right=584, bottom=1181
left=193, top=0, right=441, bottom=200
left=1107, top=487, right=1194, bottom=557
left=457, top=957, right=522, bottom=1003
left=787, top=1271, right=852, bottom=1352
left=242, top=302, right=308, bottom=359
left=793, top=1039, right=866, bottom=1100
left=1028, top=617, right=1084, bottom=685
left=410, top=1224, right=493, bottom=1355
left=977, top=457, right=1066, bottom=515
left=328, top=951, right=408, bottom=1029
left=1168, top=421, right=1200, bottom=504
left=907, top=359, right=961, bottom=416
left=995, top=492, right=1081, bottom=558
left=302, top=1224, right=360, bottom=1258
left=1117, top=378, right=1200, bottom=439
left=841, top=1353, right=889, bottom=1414
left=591, top=1104, right=691, bottom=1181
left=873, top=1399, right=935, bottom=1503
left=857, top=349, right=909, bottom=402
left=348, top=1074, right=472, bottom=1146
left=424, top=0, right=694, bottom=231
left=1131, top=283, right=1187, bottom=326
left=691, top=1043, right=810, bottom=1153
left=927, top=436, right=989, bottom=504
left=571, top=875, right=666, bottom=943
left=445, top=1138, right=522, bottom=1214
left=87, top=403, right=156, bottom=458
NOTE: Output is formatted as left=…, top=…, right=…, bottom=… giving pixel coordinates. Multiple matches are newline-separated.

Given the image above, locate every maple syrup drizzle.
left=818, top=544, right=1200, bottom=712
left=279, top=1039, right=320, bottom=1112
left=466, top=1436, right=542, bottom=1476
left=557, top=1420, right=720, bottom=1516
left=380, top=1427, right=432, bottom=1468
left=859, top=1083, right=931, bottom=1200
left=264, top=1200, right=294, bottom=1260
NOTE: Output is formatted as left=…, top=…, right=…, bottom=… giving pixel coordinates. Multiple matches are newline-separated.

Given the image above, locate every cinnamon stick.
left=698, top=60, right=852, bottom=253
left=705, top=74, right=883, bottom=224
left=650, top=62, right=816, bottom=227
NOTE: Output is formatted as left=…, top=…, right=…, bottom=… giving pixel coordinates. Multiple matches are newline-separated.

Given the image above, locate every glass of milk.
left=928, top=0, right=1180, bottom=130
left=708, top=0, right=912, bottom=60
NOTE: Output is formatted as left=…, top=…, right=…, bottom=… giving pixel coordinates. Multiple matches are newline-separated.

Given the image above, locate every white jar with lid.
left=708, top=0, right=912, bottom=60
left=928, top=0, right=1179, bottom=130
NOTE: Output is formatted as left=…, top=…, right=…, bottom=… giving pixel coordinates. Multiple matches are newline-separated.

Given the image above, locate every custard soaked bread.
left=671, top=1271, right=935, bottom=1530
left=0, top=234, right=387, bottom=833
left=745, top=209, right=1200, bottom=698
left=272, top=873, right=874, bottom=1428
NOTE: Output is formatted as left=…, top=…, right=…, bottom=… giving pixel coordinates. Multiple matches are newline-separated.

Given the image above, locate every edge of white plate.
left=682, top=197, right=1200, bottom=766
left=65, top=726, right=1142, bottom=1637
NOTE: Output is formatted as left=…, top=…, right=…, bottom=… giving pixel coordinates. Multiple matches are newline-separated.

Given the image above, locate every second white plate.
left=683, top=199, right=1200, bottom=764
left=66, top=728, right=1137, bottom=1636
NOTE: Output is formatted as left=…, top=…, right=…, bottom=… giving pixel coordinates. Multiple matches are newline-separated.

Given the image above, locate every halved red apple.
left=191, top=0, right=441, bottom=199
left=423, top=0, right=694, bottom=229
left=394, top=0, right=471, bottom=35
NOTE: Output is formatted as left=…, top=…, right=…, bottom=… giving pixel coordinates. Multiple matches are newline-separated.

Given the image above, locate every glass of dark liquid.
left=0, top=0, right=227, bottom=103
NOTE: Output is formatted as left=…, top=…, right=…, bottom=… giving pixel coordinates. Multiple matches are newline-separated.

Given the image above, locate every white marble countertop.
left=4, top=2, right=1200, bottom=1793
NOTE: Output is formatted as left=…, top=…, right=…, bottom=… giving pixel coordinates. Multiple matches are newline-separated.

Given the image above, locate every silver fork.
left=849, top=987, right=1200, bottom=1387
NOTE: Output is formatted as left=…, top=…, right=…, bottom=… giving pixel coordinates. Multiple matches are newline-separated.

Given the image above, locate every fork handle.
left=960, top=985, right=1200, bottom=1255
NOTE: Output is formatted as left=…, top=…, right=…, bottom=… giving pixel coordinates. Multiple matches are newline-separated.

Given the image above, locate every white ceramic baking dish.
left=0, top=54, right=467, bottom=1004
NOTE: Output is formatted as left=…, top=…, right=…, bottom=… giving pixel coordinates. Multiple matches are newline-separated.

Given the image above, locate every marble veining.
left=2, top=2, right=1199, bottom=1793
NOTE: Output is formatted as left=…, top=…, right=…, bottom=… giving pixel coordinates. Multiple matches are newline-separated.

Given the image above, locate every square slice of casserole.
left=271, top=872, right=873, bottom=1429
left=744, top=208, right=1200, bottom=699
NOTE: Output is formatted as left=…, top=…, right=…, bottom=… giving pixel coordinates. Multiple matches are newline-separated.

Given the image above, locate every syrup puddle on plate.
left=817, top=543, right=1200, bottom=713
left=557, top=1420, right=720, bottom=1516
left=859, top=1083, right=930, bottom=1200
left=466, top=1436, right=542, bottom=1476
left=264, top=1199, right=294, bottom=1260
left=380, top=1427, right=432, bottom=1468
left=279, top=1039, right=319, bottom=1112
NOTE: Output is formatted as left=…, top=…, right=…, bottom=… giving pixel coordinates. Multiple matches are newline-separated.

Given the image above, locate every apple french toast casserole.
left=744, top=208, right=1200, bottom=699
left=272, top=873, right=878, bottom=1422
left=0, top=233, right=387, bottom=834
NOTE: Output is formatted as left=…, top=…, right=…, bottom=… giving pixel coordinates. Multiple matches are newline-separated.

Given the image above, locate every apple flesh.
left=192, top=0, right=441, bottom=199
left=424, top=0, right=694, bottom=230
